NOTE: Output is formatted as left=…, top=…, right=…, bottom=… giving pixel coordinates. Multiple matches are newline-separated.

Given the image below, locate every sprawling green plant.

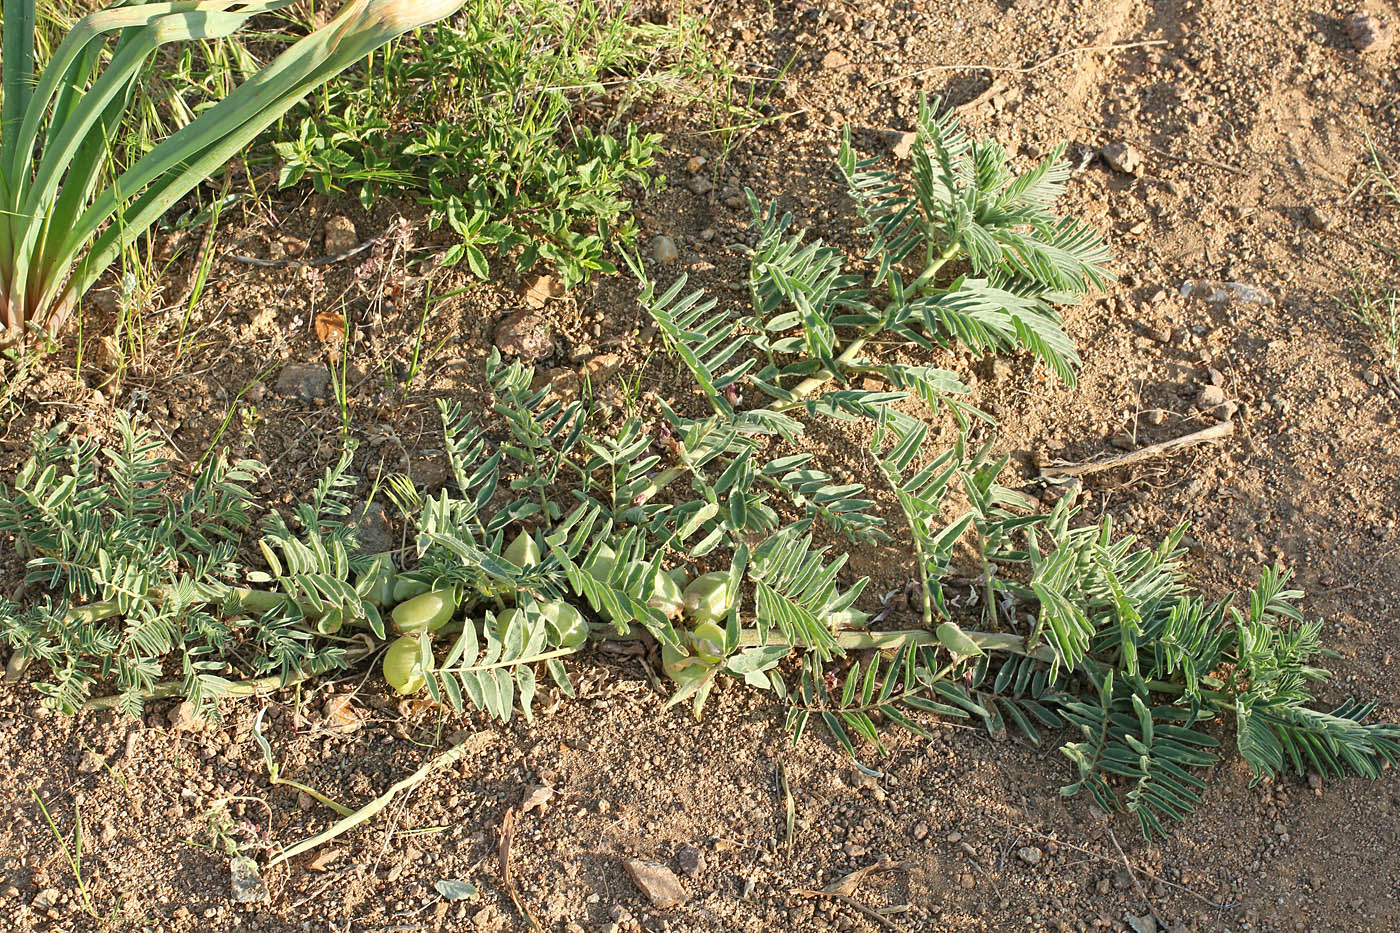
left=272, top=0, right=691, bottom=286
left=0, top=0, right=466, bottom=342
left=3, top=100, right=1395, bottom=841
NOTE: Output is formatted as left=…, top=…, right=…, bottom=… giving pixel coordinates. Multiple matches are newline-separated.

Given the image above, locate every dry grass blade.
left=498, top=806, right=544, bottom=933
left=266, top=735, right=472, bottom=868
left=777, top=759, right=795, bottom=859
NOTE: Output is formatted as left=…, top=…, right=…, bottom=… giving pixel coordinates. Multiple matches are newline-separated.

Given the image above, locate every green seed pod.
left=662, top=639, right=710, bottom=686
left=647, top=567, right=686, bottom=619
left=503, top=530, right=541, bottom=568
left=683, top=572, right=733, bottom=626
left=539, top=600, right=588, bottom=648
left=494, top=607, right=521, bottom=636
left=391, top=589, right=457, bottom=635
left=585, top=543, right=617, bottom=581
left=382, top=635, right=428, bottom=695
left=690, top=621, right=726, bottom=664
left=392, top=576, right=432, bottom=603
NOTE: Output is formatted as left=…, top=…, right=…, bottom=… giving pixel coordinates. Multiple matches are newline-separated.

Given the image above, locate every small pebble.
left=1306, top=206, right=1334, bottom=231
left=323, top=215, right=357, bottom=255
left=1197, top=384, right=1226, bottom=409
left=1347, top=11, right=1394, bottom=53
left=652, top=235, right=680, bottom=265
left=676, top=845, right=707, bottom=878
left=1101, top=141, right=1142, bottom=175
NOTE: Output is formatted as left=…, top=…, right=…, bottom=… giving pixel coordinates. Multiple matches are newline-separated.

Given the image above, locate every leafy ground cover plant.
left=271, top=0, right=716, bottom=286
left=3, top=101, right=1396, bottom=841
left=0, top=0, right=467, bottom=343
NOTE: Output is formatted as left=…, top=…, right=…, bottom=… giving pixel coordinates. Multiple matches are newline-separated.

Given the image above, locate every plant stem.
left=81, top=667, right=320, bottom=711
left=774, top=237, right=962, bottom=406
left=911, top=237, right=961, bottom=294
left=733, top=625, right=1057, bottom=661
left=64, top=586, right=305, bottom=628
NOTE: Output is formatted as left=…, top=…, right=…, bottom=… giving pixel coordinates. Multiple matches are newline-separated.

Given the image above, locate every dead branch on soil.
left=790, top=859, right=916, bottom=930
left=226, top=230, right=390, bottom=268
left=1038, top=421, right=1235, bottom=479
left=1109, top=829, right=1169, bottom=931
left=790, top=888, right=909, bottom=932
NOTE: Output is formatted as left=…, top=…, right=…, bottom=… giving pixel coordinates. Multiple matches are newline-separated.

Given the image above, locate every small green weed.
left=269, top=0, right=714, bottom=287
left=30, top=789, right=106, bottom=920
left=1344, top=274, right=1400, bottom=378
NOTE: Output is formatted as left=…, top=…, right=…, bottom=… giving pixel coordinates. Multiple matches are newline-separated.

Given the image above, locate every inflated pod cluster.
left=378, top=529, right=594, bottom=695
left=375, top=529, right=740, bottom=696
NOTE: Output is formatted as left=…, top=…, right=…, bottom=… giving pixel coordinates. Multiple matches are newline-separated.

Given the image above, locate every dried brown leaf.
left=314, top=312, right=347, bottom=343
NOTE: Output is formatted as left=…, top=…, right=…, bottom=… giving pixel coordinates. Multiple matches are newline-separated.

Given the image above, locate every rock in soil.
left=1101, top=141, right=1142, bottom=175
left=322, top=695, right=362, bottom=733
left=821, top=49, right=849, bottom=70
left=1213, top=399, right=1240, bottom=421
left=348, top=501, right=392, bottom=554
left=32, top=888, right=60, bottom=910
left=274, top=362, right=331, bottom=401
left=652, top=235, right=680, bottom=265
left=1306, top=206, right=1335, bottom=231
left=1126, top=912, right=1158, bottom=933
left=230, top=856, right=268, bottom=903
left=1179, top=279, right=1275, bottom=306
left=168, top=700, right=206, bottom=732
left=494, top=310, right=552, bottom=361
left=1347, top=11, right=1394, bottom=53
left=521, top=784, right=554, bottom=814
left=323, top=215, right=357, bottom=255
left=522, top=273, right=566, bottom=309
left=308, top=848, right=343, bottom=872
left=1197, top=384, right=1227, bottom=409
left=1018, top=845, right=1043, bottom=865
left=622, top=858, right=687, bottom=907
left=675, top=845, right=707, bottom=878
left=893, top=130, right=919, bottom=160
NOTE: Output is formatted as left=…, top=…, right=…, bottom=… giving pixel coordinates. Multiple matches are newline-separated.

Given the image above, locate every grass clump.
left=0, top=0, right=467, bottom=343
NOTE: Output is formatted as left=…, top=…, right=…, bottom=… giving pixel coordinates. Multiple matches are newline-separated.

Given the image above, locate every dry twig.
left=498, top=807, right=544, bottom=933
left=1039, top=421, right=1235, bottom=479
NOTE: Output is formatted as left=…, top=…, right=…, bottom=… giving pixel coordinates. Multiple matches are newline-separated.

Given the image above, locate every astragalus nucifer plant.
left=0, top=0, right=466, bottom=343
left=3, top=98, right=1397, bottom=842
